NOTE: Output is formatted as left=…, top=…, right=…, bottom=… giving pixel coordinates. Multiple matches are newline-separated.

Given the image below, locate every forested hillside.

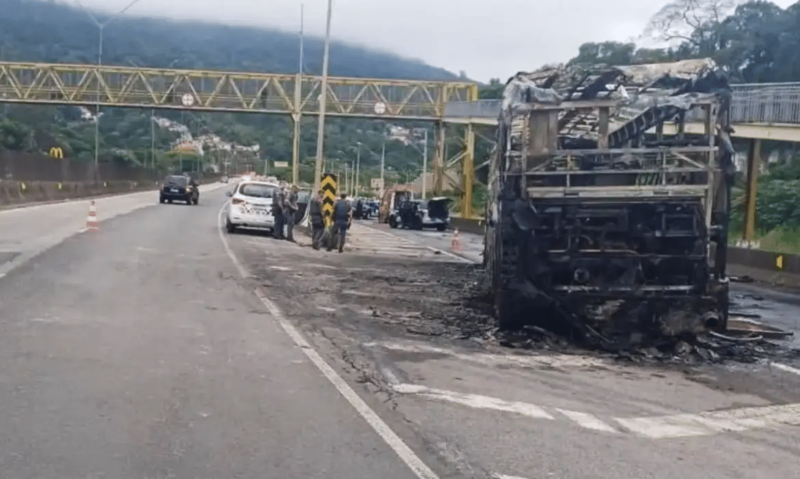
left=0, top=0, right=460, bottom=183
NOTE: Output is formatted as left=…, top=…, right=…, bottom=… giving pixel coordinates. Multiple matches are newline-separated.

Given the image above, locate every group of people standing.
left=271, top=182, right=300, bottom=242
left=308, top=190, right=352, bottom=253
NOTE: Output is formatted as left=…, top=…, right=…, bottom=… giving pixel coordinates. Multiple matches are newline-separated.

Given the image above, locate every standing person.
left=272, top=182, right=285, bottom=239
left=284, top=184, right=299, bottom=242
left=327, top=193, right=352, bottom=253
left=309, top=189, right=325, bottom=250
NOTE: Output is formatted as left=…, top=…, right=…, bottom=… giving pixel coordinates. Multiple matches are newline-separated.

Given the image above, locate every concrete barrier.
left=0, top=177, right=223, bottom=209
left=0, top=180, right=162, bottom=208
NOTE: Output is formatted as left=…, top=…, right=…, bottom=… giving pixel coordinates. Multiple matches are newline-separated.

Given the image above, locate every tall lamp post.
left=130, top=56, right=181, bottom=175
left=79, top=0, right=143, bottom=184
left=312, top=0, right=334, bottom=196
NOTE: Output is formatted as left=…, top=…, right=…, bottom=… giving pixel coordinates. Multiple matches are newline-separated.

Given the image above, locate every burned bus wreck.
left=483, top=59, right=736, bottom=345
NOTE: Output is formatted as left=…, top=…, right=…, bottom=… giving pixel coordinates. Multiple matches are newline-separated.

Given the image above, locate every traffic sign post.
left=321, top=173, right=337, bottom=228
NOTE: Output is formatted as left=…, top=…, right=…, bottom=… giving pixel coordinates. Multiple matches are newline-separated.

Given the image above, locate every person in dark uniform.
left=327, top=193, right=351, bottom=253
left=309, top=189, right=325, bottom=250
left=284, top=184, right=299, bottom=242
left=272, top=183, right=285, bottom=239
left=355, top=198, right=364, bottom=220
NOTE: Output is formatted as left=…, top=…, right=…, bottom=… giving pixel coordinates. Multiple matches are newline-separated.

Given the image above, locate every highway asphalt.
left=0, top=186, right=429, bottom=479
left=1, top=187, right=799, bottom=479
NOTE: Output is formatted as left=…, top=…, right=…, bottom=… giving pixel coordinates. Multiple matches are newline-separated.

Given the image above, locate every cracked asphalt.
left=1, top=186, right=799, bottom=479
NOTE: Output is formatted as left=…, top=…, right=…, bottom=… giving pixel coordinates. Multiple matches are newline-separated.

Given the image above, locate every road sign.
left=321, top=173, right=338, bottom=227
left=181, top=94, right=194, bottom=107
left=274, top=161, right=289, bottom=168
left=371, top=178, right=383, bottom=189
left=374, top=102, right=386, bottom=114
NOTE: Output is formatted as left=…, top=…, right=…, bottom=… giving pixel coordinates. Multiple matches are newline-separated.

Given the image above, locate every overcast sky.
left=72, top=0, right=799, bottom=82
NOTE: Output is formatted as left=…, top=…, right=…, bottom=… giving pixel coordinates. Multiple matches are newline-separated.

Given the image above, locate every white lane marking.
left=555, top=409, right=618, bottom=433
left=217, top=202, right=249, bottom=278
left=366, top=341, right=609, bottom=369
left=772, top=362, right=800, bottom=376
left=392, top=379, right=800, bottom=440
left=614, top=402, right=800, bottom=439
left=393, top=384, right=555, bottom=420
left=217, top=207, right=440, bottom=479
left=492, top=475, right=532, bottom=479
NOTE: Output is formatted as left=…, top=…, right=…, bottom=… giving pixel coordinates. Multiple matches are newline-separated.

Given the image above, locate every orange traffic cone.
left=85, top=200, right=99, bottom=231
left=451, top=228, right=462, bottom=252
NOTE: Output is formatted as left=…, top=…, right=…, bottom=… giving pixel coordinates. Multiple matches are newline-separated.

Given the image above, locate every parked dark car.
left=160, top=175, right=199, bottom=205
left=389, top=197, right=451, bottom=231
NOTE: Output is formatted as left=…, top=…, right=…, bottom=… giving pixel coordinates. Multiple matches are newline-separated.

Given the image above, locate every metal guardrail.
left=444, top=83, right=800, bottom=125
left=444, top=99, right=502, bottom=118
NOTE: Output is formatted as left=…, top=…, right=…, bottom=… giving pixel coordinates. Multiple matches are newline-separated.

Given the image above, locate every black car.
left=389, top=198, right=451, bottom=231
left=160, top=175, right=199, bottom=205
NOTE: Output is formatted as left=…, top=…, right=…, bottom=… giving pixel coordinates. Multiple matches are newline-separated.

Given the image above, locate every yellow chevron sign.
left=49, top=147, right=63, bottom=159
left=321, top=173, right=337, bottom=227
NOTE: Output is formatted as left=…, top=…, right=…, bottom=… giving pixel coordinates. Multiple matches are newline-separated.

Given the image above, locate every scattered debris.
left=243, top=240, right=798, bottom=368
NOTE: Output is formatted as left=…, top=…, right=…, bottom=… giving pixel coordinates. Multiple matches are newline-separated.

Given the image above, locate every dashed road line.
left=393, top=384, right=554, bottom=420
left=556, top=409, right=618, bottom=433
left=365, top=340, right=610, bottom=369
left=217, top=206, right=442, bottom=479
left=391, top=382, right=800, bottom=439
left=614, top=402, right=800, bottom=439
left=772, top=362, right=800, bottom=377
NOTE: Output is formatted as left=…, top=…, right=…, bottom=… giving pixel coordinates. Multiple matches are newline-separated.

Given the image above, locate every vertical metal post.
left=292, top=4, right=304, bottom=185
left=380, top=141, right=385, bottom=202
left=150, top=108, right=155, bottom=172
left=79, top=0, right=143, bottom=183
left=461, top=123, right=475, bottom=218
left=422, top=129, right=428, bottom=199
left=93, top=26, right=103, bottom=184
left=743, top=138, right=761, bottom=242
left=355, top=145, right=360, bottom=196
left=351, top=160, right=355, bottom=196
left=433, top=122, right=445, bottom=195
left=312, top=0, right=333, bottom=196
left=344, top=164, right=349, bottom=195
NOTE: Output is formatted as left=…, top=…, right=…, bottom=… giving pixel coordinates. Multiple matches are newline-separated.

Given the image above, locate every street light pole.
left=291, top=3, right=304, bottom=185
left=422, top=129, right=428, bottom=198
left=380, top=141, right=385, bottom=202
left=312, top=0, right=333, bottom=196
left=79, top=0, right=142, bottom=184
left=150, top=108, right=155, bottom=170
left=355, top=143, right=361, bottom=196
left=344, top=164, right=349, bottom=195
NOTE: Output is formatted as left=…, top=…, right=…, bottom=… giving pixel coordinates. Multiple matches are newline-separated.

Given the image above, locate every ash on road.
left=231, top=220, right=800, bottom=479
